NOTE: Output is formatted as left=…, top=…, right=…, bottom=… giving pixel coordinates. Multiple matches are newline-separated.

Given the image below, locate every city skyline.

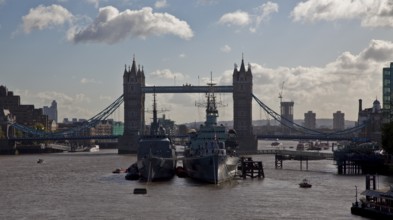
left=1, top=0, right=393, bottom=124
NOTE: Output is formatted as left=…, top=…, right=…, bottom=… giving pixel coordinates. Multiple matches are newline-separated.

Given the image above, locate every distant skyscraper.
left=333, top=111, right=345, bottom=131
left=281, top=101, right=295, bottom=133
left=43, top=100, right=58, bottom=122
left=304, top=111, right=316, bottom=129
left=383, top=62, right=393, bottom=122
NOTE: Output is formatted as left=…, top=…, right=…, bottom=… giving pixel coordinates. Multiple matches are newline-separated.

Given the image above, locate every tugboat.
left=182, top=76, right=239, bottom=184
left=136, top=91, right=177, bottom=181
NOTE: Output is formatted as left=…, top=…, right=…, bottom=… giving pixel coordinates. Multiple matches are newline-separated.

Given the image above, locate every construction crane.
left=278, top=81, right=285, bottom=104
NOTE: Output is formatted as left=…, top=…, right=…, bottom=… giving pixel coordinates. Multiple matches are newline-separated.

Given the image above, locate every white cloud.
left=36, top=91, right=73, bottom=103
left=219, top=2, right=278, bottom=31
left=218, top=10, right=251, bottom=26
left=179, top=53, right=186, bottom=58
left=80, top=78, right=102, bottom=84
left=22, top=4, right=73, bottom=33
left=291, top=0, right=393, bottom=28
left=255, top=1, right=279, bottom=26
left=361, top=39, right=393, bottom=61
left=220, top=44, right=231, bottom=53
left=99, top=95, right=112, bottom=101
left=150, top=69, right=185, bottom=81
left=243, top=39, right=393, bottom=120
left=155, top=0, right=168, bottom=9
left=13, top=90, right=93, bottom=120
left=75, top=93, right=91, bottom=103
left=68, top=6, right=194, bottom=44
left=197, top=0, right=220, bottom=6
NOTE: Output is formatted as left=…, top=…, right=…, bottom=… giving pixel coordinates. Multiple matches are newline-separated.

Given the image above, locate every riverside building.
left=0, top=85, right=48, bottom=131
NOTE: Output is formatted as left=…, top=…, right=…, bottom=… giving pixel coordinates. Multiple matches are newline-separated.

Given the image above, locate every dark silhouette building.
left=333, top=111, right=345, bottom=131
left=304, top=110, right=316, bottom=129
left=280, top=101, right=294, bottom=134
left=383, top=62, right=393, bottom=123
left=0, top=85, right=48, bottom=132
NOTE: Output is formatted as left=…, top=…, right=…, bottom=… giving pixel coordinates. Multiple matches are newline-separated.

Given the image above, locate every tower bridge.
left=118, top=57, right=257, bottom=154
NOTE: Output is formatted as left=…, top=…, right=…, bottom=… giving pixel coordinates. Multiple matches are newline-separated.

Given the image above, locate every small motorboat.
left=112, top=168, right=126, bottom=174
left=299, top=178, right=312, bottom=188
left=271, top=139, right=281, bottom=146
left=89, top=145, right=100, bottom=152
left=175, top=166, right=188, bottom=178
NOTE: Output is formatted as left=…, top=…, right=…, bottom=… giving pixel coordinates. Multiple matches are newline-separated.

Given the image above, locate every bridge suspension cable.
left=252, top=93, right=368, bottom=137
left=9, top=95, right=124, bottom=138
left=252, top=93, right=324, bottom=135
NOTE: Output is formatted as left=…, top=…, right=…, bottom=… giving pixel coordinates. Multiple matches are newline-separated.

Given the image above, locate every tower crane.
left=278, top=81, right=285, bottom=104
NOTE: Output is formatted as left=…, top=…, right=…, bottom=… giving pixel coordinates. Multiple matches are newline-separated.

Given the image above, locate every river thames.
left=1, top=140, right=392, bottom=219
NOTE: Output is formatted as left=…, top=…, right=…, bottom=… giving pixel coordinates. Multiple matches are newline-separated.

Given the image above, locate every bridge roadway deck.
left=239, top=149, right=333, bottom=160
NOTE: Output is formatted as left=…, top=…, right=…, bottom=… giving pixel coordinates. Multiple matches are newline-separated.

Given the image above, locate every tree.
left=381, top=122, right=393, bottom=154
left=34, top=123, right=45, bottom=132
left=0, top=127, right=5, bottom=139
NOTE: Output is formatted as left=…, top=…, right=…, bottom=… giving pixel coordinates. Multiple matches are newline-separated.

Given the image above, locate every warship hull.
left=137, top=137, right=176, bottom=181
left=137, top=156, right=176, bottom=181
left=183, top=155, right=239, bottom=184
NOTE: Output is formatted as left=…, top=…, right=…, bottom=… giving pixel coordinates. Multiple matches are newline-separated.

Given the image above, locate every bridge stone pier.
left=118, top=57, right=257, bottom=154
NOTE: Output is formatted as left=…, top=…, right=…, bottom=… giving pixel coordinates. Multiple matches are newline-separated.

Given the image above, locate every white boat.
left=89, top=145, right=100, bottom=152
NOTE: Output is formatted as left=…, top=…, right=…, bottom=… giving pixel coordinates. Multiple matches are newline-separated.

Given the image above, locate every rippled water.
left=1, top=141, right=392, bottom=219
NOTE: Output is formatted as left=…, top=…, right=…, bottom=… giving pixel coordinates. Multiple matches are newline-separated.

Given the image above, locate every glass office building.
left=383, top=62, right=393, bottom=122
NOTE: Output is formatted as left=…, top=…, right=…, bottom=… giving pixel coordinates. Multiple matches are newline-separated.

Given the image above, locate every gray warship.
left=136, top=92, right=176, bottom=181
left=182, top=78, right=239, bottom=184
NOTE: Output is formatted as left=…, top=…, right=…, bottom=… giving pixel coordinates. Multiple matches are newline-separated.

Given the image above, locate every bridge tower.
left=118, top=57, right=145, bottom=154
left=233, top=58, right=258, bottom=152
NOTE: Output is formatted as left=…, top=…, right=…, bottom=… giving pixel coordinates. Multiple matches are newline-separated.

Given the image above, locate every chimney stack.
left=358, top=99, right=362, bottom=112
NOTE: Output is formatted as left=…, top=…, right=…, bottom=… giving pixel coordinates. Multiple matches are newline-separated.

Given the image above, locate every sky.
left=1, top=0, right=393, bottom=125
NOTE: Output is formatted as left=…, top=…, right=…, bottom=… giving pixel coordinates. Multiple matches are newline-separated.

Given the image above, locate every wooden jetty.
left=237, top=157, right=264, bottom=179
left=333, top=143, right=385, bottom=175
